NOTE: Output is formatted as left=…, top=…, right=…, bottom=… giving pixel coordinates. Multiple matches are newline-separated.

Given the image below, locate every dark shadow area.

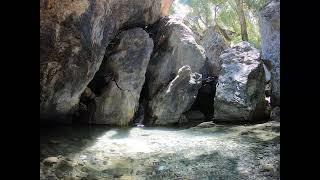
left=190, top=76, right=218, bottom=121
left=40, top=125, right=110, bottom=161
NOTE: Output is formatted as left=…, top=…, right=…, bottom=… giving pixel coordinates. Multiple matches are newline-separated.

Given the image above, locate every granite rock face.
left=200, top=27, right=229, bottom=77
left=214, top=42, right=266, bottom=122
left=92, top=28, right=154, bottom=125
left=147, top=66, right=202, bottom=125
left=145, top=17, right=207, bottom=99
left=259, top=0, right=280, bottom=106
left=142, top=17, right=206, bottom=125
left=40, top=0, right=167, bottom=120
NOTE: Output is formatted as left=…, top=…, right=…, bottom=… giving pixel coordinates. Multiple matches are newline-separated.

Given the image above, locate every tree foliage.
left=170, top=0, right=266, bottom=48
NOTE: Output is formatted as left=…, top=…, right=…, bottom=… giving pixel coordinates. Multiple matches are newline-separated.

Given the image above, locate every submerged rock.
left=270, top=106, right=280, bottom=121
left=93, top=28, right=153, bottom=125
left=194, top=121, right=216, bottom=128
left=40, top=0, right=167, bottom=120
left=214, top=42, right=266, bottom=122
left=43, top=157, right=59, bottom=166
left=260, top=0, right=280, bottom=106
left=147, top=66, right=202, bottom=125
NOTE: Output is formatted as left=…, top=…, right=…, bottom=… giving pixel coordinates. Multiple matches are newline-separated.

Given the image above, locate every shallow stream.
left=40, top=121, right=280, bottom=180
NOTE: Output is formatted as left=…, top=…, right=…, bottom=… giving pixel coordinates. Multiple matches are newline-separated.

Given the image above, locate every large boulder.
left=147, top=66, right=202, bottom=125
left=200, top=26, right=229, bottom=76
left=214, top=42, right=266, bottom=122
left=92, top=28, right=153, bottom=125
left=40, top=0, right=169, bottom=120
left=145, top=17, right=207, bottom=99
left=259, top=0, right=280, bottom=106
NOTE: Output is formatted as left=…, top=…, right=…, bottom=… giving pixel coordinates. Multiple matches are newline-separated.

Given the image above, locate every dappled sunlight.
left=232, top=64, right=253, bottom=83
left=64, top=126, right=239, bottom=158
left=82, top=126, right=241, bottom=157
left=41, top=121, right=279, bottom=179
left=40, top=0, right=279, bottom=179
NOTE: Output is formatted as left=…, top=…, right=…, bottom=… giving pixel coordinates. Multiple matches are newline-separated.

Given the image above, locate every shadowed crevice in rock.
left=92, top=28, right=154, bottom=126
left=188, top=76, right=219, bottom=122
left=40, top=0, right=163, bottom=121
left=71, top=28, right=154, bottom=126
left=259, top=0, right=280, bottom=107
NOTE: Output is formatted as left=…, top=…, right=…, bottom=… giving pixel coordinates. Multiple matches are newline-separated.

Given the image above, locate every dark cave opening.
left=189, top=76, right=218, bottom=121
left=72, top=34, right=123, bottom=125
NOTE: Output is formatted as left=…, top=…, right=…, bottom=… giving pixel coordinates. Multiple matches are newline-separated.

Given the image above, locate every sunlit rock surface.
left=147, top=66, right=202, bottom=125
left=40, top=0, right=166, bottom=120
left=93, top=28, right=153, bottom=126
left=145, top=17, right=207, bottom=99
left=214, top=42, right=267, bottom=122
left=259, top=0, right=280, bottom=106
left=40, top=121, right=280, bottom=179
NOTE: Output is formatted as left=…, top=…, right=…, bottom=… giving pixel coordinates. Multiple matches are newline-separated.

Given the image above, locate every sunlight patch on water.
left=41, top=122, right=280, bottom=179
left=96, top=130, right=118, bottom=139
left=74, top=126, right=245, bottom=162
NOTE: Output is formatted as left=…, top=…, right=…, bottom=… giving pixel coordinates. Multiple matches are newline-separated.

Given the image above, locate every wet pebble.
left=49, top=140, right=60, bottom=144
left=43, top=157, right=59, bottom=166
left=72, top=138, right=79, bottom=141
left=194, top=121, right=216, bottom=128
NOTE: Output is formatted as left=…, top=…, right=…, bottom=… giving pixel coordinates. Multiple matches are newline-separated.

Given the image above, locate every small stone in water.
left=158, top=165, right=166, bottom=171
left=135, top=123, right=144, bottom=127
left=195, top=121, right=216, bottom=128
left=43, top=157, right=59, bottom=166
left=49, top=140, right=60, bottom=144
left=79, top=155, right=87, bottom=160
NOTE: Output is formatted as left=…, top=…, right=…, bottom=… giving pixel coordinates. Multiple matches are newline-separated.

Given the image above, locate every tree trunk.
left=215, top=24, right=232, bottom=41
left=235, top=0, right=248, bottom=41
